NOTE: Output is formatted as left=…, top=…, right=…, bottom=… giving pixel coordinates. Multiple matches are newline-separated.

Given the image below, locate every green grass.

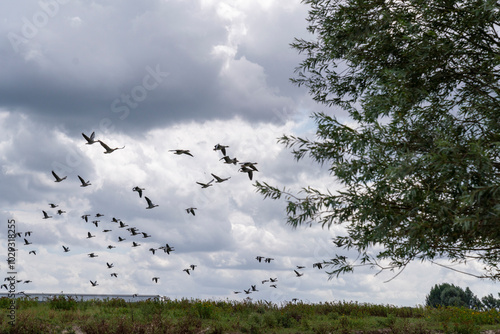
left=0, top=296, right=499, bottom=333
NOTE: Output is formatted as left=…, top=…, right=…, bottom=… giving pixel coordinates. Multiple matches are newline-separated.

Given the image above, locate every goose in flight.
left=294, top=270, right=304, bottom=277
left=29, top=250, right=36, bottom=255
left=82, top=132, right=98, bottom=145
left=255, top=256, right=264, bottom=262
left=270, top=277, right=278, bottom=282
left=57, top=209, right=66, bottom=215
left=240, top=162, right=258, bottom=171
left=118, top=221, right=128, bottom=228
left=161, top=244, right=175, bottom=254
left=132, top=241, right=141, bottom=247
left=196, top=179, right=214, bottom=188
left=49, top=203, right=58, bottom=208
left=190, top=264, right=197, bottom=271
left=24, top=238, right=32, bottom=245
left=145, top=196, right=158, bottom=209
left=106, top=262, right=114, bottom=269
left=220, top=156, right=238, bottom=165
left=88, top=253, right=98, bottom=258
left=62, top=246, right=70, bottom=252
left=103, top=229, right=112, bottom=233
left=51, top=170, right=67, bottom=182
left=132, top=186, right=145, bottom=198
left=270, top=284, right=277, bottom=288
left=111, top=273, right=118, bottom=277
left=211, top=173, right=231, bottom=183
left=24, top=231, right=33, bottom=237
left=296, top=265, right=305, bottom=269
left=313, top=262, right=323, bottom=269
left=239, top=165, right=256, bottom=180
left=92, top=220, right=99, bottom=227
left=42, top=211, right=52, bottom=219
left=81, top=214, right=90, bottom=222
left=90, top=280, right=98, bottom=287
left=169, top=149, right=193, bottom=157
left=149, top=248, right=157, bottom=255
left=152, top=277, right=160, bottom=283
left=142, top=232, right=151, bottom=238
left=118, top=236, right=126, bottom=242
left=244, top=289, right=251, bottom=294
left=98, top=140, right=125, bottom=154
left=183, top=268, right=191, bottom=275
left=264, top=257, right=274, bottom=263
left=107, top=245, right=116, bottom=249
left=78, top=175, right=91, bottom=187
left=95, top=213, right=104, bottom=217
left=87, top=232, right=95, bottom=239
left=213, top=144, right=229, bottom=156
left=186, top=207, right=197, bottom=216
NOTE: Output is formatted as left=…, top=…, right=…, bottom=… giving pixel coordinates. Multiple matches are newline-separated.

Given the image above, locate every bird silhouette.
left=29, top=250, right=36, bottom=255
left=51, top=170, right=67, bottom=182
left=213, top=144, right=229, bottom=156
left=42, top=211, right=52, bottom=219
left=82, top=132, right=98, bottom=145
left=57, top=209, right=66, bottom=215
left=81, top=214, right=90, bottom=222
left=183, top=268, right=191, bottom=275
left=240, top=162, right=259, bottom=171
left=149, top=248, right=157, bottom=255
left=111, top=273, right=118, bottom=277
left=107, top=245, right=116, bottom=249
left=251, top=285, right=258, bottom=291
left=98, top=140, right=125, bottom=154
left=87, top=232, right=95, bottom=239
left=256, top=256, right=264, bottom=262
left=270, top=284, right=277, bottom=288
left=95, top=213, right=104, bottom=217
left=62, top=246, right=70, bottom=252
left=24, top=239, right=32, bottom=245
left=190, top=264, right=197, bottom=271
left=211, top=173, right=231, bottom=183
left=92, top=220, right=99, bottom=227
left=106, top=262, right=114, bottom=269
left=196, top=179, right=214, bottom=188
left=118, top=236, right=126, bottom=242
left=142, top=232, right=151, bottom=238
left=132, top=186, right=145, bottom=198
left=313, top=262, right=323, bottom=269
left=78, top=175, right=91, bottom=187
left=145, top=197, right=158, bottom=209
left=132, top=241, right=141, bottom=247
left=169, top=149, right=193, bottom=157
left=294, top=270, right=304, bottom=277
left=186, top=207, right=197, bottom=216
left=152, top=277, right=160, bottom=283
left=90, top=280, right=98, bottom=287
left=118, top=221, right=129, bottom=228
left=239, top=165, right=255, bottom=180
left=88, top=253, right=98, bottom=258
left=220, top=156, right=238, bottom=165
left=265, top=257, right=274, bottom=263
left=48, top=203, right=58, bottom=208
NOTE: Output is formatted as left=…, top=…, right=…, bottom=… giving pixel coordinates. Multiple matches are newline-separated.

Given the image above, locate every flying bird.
left=149, top=248, right=157, bottom=255
left=142, top=232, right=151, bottom=238
left=88, top=253, right=98, bottom=258
left=98, top=140, right=125, bottom=154
left=82, top=131, right=98, bottom=145
left=313, top=262, right=323, bottom=269
left=57, top=209, right=66, bottom=215
left=118, top=221, right=128, bottom=228
left=240, top=162, right=258, bottom=171
left=169, top=149, right=193, bottom=157
left=48, top=203, right=58, bottom=208
left=190, top=264, right=197, bottom=271
left=132, top=186, right=145, bottom=198
left=81, top=214, right=90, bottom=222
left=183, top=268, right=191, bottom=275
left=213, top=144, right=229, bottom=156
left=264, top=258, right=274, bottom=263
left=196, top=179, right=214, bottom=188
left=78, top=175, right=91, bottom=187
left=294, top=270, right=304, bottom=277
left=132, top=241, right=141, bottom=247
left=186, top=207, right=197, bottom=216
left=95, top=213, right=104, bottom=217
left=29, top=250, right=36, bottom=255
left=220, top=156, right=239, bottom=165
left=51, top=170, right=67, bottom=182
left=211, top=173, right=231, bottom=183
left=118, top=237, right=126, bottom=242
left=42, top=211, right=52, bottom=219
left=92, top=220, right=99, bottom=227
left=145, top=197, right=158, bottom=209
left=152, top=277, right=160, bottom=283
left=62, top=246, right=70, bottom=252
left=106, top=262, right=114, bottom=269
left=239, top=165, right=256, bottom=180
left=111, top=273, right=118, bottom=277
left=24, top=239, right=32, bottom=245
left=107, top=245, right=116, bottom=249
left=87, top=232, right=95, bottom=239
left=90, top=280, right=98, bottom=287
left=256, top=256, right=264, bottom=262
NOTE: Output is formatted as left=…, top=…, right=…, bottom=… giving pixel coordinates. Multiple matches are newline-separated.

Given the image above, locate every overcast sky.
left=1, top=0, right=497, bottom=307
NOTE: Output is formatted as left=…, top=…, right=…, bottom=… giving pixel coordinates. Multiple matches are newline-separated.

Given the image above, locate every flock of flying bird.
left=9, top=131, right=325, bottom=299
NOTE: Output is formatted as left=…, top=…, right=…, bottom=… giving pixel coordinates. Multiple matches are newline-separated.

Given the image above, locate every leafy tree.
left=481, top=293, right=500, bottom=310
left=425, top=283, right=482, bottom=309
left=257, top=0, right=500, bottom=279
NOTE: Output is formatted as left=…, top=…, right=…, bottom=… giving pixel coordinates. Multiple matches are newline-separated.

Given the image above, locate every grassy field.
left=0, top=296, right=499, bottom=333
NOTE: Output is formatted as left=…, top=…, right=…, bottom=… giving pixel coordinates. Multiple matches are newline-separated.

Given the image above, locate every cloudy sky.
left=1, top=0, right=497, bottom=307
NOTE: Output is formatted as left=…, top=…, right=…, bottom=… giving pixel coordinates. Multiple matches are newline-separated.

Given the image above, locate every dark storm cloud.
left=0, top=0, right=308, bottom=135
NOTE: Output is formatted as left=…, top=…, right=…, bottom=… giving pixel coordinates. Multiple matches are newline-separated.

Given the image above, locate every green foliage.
left=426, top=283, right=483, bottom=310
left=256, top=0, right=500, bottom=280
left=48, top=295, right=77, bottom=311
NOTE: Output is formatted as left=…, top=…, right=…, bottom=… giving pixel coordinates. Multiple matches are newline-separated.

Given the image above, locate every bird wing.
left=82, top=132, right=91, bottom=142
left=78, top=175, right=85, bottom=184
left=145, top=197, right=153, bottom=206
left=99, top=140, right=111, bottom=151
left=51, top=170, right=60, bottom=181
left=89, top=132, right=95, bottom=141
